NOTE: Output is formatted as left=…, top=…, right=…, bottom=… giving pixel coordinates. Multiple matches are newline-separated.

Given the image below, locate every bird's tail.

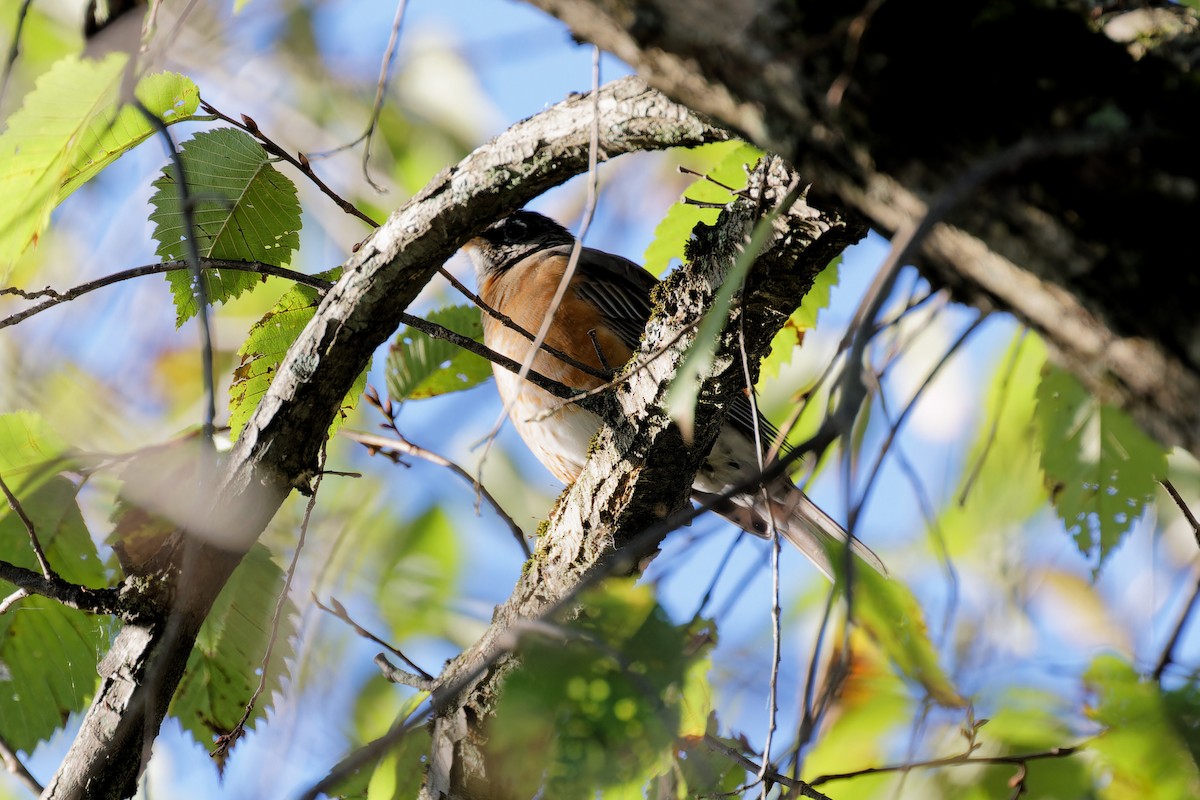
left=702, top=483, right=887, bottom=581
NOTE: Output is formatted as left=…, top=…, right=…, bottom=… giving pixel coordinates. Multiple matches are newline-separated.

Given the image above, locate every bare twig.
left=0, top=0, right=32, bottom=108
left=212, top=446, right=329, bottom=762
left=199, top=99, right=380, bottom=228
left=0, top=559, right=124, bottom=617
left=809, top=743, right=1082, bottom=786
left=0, top=260, right=332, bottom=330
left=341, top=424, right=531, bottom=559
left=1152, top=565, right=1200, bottom=682
left=1162, top=478, right=1200, bottom=551
left=702, top=734, right=831, bottom=800
left=0, top=588, right=28, bottom=614
left=0, top=473, right=55, bottom=579
left=359, top=0, right=410, bottom=191
left=0, top=732, right=42, bottom=796
left=314, top=595, right=434, bottom=682
left=374, top=653, right=438, bottom=691
left=137, top=99, right=216, bottom=442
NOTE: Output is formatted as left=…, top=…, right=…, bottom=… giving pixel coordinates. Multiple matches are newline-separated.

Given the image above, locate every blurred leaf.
left=489, top=580, right=703, bottom=799
left=833, top=563, right=964, bottom=708
left=1035, top=364, right=1167, bottom=573
left=170, top=543, right=296, bottom=762
left=0, top=54, right=199, bottom=275
left=758, top=257, right=840, bottom=384
left=643, top=141, right=764, bottom=275
left=0, top=411, right=70, bottom=506
left=364, top=692, right=431, bottom=800
left=148, top=127, right=302, bottom=325
left=1085, top=654, right=1200, bottom=799
left=229, top=269, right=368, bottom=440
left=386, top=304, right=491, bottom=402
left=941, top=333, right=1050, bottom=558
left=801, top=629, right=911, bottom=789
left=0, top=477, right=110, bottom=753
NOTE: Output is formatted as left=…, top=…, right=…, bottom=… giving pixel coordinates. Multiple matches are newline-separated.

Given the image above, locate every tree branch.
left=41, top=75, right=726, bottom=800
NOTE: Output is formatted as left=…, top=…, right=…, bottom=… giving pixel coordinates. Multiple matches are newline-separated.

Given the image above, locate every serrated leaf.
left=758, top=257, right=840, bottom=383
left=489, top=580, right=700, bottom=799
left=0, top=477, right=110, bottom=753
left=832, top=563, right=965, bottom=708
left=170, top=543, right=295, bottom=759
left=0, top=54, right=200, bottom=275
left=386, top=304, right=492, bottom=402
left=1085, top=654, right=1200, bottom=798
left=148, top=127, right=302, bottom=325
left=1035, top=365, right=1167, bottom=573
left=229, top=270, right=367, bottom=440
left=643, top=140, right=764, bottom=275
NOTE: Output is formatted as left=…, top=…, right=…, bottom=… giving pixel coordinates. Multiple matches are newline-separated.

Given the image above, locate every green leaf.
left=148, top=127, right=302, bottom=325
left=170, top=543, right=295, bottom=758
left=0, top=411, right=70, bottom=502
left=228, top=270, right=367, bottom=440
left=758, top=257, right=840, bottom=384
left=373, top=507, right=461, bottom=642
left=1085, top=654, right=1200, bottom=799
left=489, top=580, right=704, bottom=799
left=385, top=304, right=492, bottom=402
left=364, top=692, right=431, bottom=800
left=0, top=477, right=110, bottom=753
left=642, top=140, right=764, bottom=276
left=832, top=562, right=965, bottom=708
left=1035, top=364, right=1167, bottom=572
left=0, top=54, right=200, bottom=275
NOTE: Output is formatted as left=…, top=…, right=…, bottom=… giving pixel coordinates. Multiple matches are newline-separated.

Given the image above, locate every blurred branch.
left=702, top=734, right=831, bottom=800
left=0, top=732, right=42, bottom=796
left=0, top=0, right=32, bottom=108
left=313, top=595, right=434, bottom=683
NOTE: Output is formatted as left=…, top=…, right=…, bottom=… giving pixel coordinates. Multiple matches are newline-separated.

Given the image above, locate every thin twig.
left=0, top=473, right=55, bottom=579
left=1152, top=565, right=1200, bottom=682
left=1, top=259, right=332, bottom=330
left=212, top=445, right=329, bottom=762
left=0, top=0, right=33, bottom=108
left=313, top=595, right=434, bottom=682
left=137, top=99, right=216, bottom=442
left=0, top=588, right=28, bottom=614
left=359, top=0, right=410, bottom=192
left=702, top=734, right=831, bottom=800
left=340, top=426, right=531, bottom=559
left=1162, top=478, right=1200, bottom=551
left=199, top=99, right=380, bottom=228
left=476, top=46, right=605, bottom=465
left=809, top=743, right=1082, bottom=786
left=0, top=732, right=42, bottom=796
left=437, top=265, right=609, bottom=380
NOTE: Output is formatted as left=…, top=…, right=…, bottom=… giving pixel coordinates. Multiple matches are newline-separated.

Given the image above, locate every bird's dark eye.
left=501, top=218, right=528, bottom=243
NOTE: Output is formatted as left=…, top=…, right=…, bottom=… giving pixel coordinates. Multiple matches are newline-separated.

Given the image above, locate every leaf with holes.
left=0, top=477, right=111, bottom=753
left=229, top=270, right=367, bottom=440
left=0, top=54, right=200, bottom=275
left=385, top=304, right=491, bottom=402
left=1035, top=365, right=1167, bottom=573
left=169, top=543, right=295, bottom=767
left=148, top=127, right=302, bottom=325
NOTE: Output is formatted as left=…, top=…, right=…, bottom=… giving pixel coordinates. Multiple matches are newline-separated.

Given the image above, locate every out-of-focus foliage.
left=0, top=55, right=199, bottom=275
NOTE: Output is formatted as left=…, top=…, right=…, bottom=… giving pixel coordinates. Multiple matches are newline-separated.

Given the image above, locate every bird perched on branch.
left=463, top=210, right=884, bottom=579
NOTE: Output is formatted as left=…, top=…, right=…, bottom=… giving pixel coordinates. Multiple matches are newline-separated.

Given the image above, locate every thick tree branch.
left=417, top=158, right=866, bottom=800
left=524, top=0, right=1200, bottom=458
left=42, top=76, right=726, bottom=800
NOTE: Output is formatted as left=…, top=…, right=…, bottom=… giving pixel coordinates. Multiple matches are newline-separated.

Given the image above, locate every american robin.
left=463, top=210, right=884, bottom=579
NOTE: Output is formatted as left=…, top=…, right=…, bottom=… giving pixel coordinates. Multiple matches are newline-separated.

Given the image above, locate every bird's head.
left=464, top=210, right=575, bottom=277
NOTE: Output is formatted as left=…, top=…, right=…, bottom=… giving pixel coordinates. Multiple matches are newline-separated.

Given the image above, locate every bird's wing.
left=572, top=245, right=791, bottom=454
